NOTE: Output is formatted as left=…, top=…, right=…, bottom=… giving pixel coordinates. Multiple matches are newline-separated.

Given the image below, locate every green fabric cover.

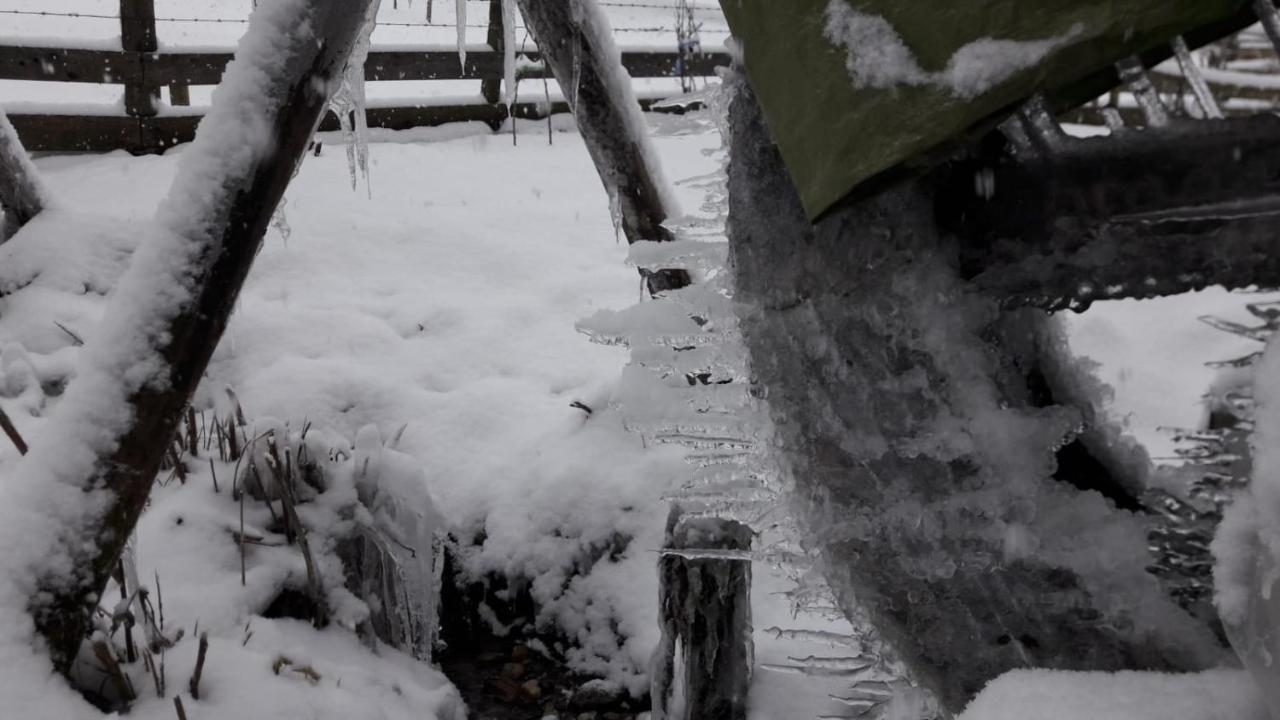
left=720, top=0, right=1254, bottom=219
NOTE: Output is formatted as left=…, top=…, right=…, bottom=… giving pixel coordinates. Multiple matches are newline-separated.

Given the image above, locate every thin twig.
left=174, top=695, right=188, bottom=720
left=54, top=320, right=85, bottom=346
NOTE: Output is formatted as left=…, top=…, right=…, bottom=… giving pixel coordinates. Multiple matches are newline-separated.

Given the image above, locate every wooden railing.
left=1, top=0, right=731, bottom=153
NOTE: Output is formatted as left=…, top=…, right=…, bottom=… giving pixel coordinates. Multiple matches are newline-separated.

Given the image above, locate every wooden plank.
left=0, top=45, right=730, bottom=87
left=143, top=49, right=731, bottom=86
left=7, top=114, right=138, bottom=153
left=169, top=82, right=191, bottom=107
left=5, top=96, right=670, bottom=153
left=939, top=112, right=1280, bottom=307
left=0, top=46, right=136, bottom=83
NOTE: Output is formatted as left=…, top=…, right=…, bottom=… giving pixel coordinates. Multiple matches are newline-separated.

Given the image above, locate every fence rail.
left=2, top=0, right=731, bottom=153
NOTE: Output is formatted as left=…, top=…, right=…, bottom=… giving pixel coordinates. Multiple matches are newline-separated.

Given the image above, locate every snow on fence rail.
left=0, top=0, right=732, bottom=153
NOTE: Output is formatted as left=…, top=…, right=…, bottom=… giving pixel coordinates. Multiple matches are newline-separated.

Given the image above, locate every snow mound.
left=958, top=669, right=1268, bottom=720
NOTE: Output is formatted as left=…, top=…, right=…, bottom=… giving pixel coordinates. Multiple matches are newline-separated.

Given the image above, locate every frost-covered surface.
left=958, top=669, right=1269, bottom=720
left=822, top=0, right=1082, bottom=98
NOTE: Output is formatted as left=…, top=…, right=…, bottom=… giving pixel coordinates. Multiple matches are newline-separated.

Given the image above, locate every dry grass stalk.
left=0, top=406, right=28, bottom=455
left=188, top=632, right=209, bottom=700
left=173, top=695, right=188, bottom=720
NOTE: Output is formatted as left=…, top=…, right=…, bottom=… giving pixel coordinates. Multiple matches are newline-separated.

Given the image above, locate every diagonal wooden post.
left=514, top=0, right=688, bottom=293
left=22, top=0, right=375, bottom=674
left=0, top=108, right=45, bottom=241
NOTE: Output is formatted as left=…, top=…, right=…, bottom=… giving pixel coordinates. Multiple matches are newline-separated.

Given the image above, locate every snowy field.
left=0, top=107, right=1272, bottom=719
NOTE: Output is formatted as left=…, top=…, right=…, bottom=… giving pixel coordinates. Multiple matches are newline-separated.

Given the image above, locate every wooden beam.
left=139, top=48, right=731, bottom=86
left=0, top=46, right=136, bottom=83
left=28, top=0, right=375, bottom=675
left=5, top=96, right=676, bottom=153
left=936, top=113, right=1280, bottom=308
left=0, top=109, right=45, bottom=241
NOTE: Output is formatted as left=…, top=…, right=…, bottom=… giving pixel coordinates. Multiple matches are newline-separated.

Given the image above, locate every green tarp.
left=719, top=0, right=1255, bottom=220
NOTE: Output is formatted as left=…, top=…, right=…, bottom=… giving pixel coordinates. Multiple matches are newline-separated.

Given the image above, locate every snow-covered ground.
left=2, top=4, right=1279, bottom=715
left=3, top=107, right=1272, bottom=718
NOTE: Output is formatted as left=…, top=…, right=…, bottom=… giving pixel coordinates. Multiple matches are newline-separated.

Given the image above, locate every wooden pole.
left=0, top=109, right=44, bottom=241
left=481, top=0, right=504, bottom=106
left=29, top=0, right=375, bottom=675
left=120, top=0, right=158, bottom=119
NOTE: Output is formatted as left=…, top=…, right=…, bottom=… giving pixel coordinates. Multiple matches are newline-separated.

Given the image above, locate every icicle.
left=455, top=0, right=468, bottom=70
left=270, top=202, right=292, bottom=243
left=327, top=0, right=381, bottom=194
left=759, top=662, right=882, bottom=679
left=786, top=655, right=874, bottom=671
left=764, top=627, right=864, bottom=648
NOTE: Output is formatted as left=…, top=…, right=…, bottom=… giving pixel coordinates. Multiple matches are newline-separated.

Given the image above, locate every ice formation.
left=1213, top=331, right=1280, bottom=718
left=328, top=0, right=381, bottom=193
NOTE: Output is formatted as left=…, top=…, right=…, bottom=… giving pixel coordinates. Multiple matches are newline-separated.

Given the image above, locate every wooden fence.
left=1, top=0, right=731, bottom=153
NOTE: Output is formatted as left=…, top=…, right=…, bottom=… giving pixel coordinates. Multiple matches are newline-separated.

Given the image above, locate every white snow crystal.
left=821, top=2, right=927, bottom=90
left=823, top=0, right=1083, bottom=99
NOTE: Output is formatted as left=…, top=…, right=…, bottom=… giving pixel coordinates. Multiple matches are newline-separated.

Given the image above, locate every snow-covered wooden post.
left=513, top=0, right=691, bottom=293
left=18, top=0, right=375, bottom=674
left=0, top=109, right=44, bottom=241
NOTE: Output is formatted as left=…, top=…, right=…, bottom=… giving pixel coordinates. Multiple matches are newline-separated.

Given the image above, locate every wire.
left=0, top=6, right=728, bottom=33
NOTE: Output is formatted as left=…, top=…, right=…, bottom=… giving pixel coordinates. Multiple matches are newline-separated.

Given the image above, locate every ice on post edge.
left=1212, top=332, right=1280, bottom=719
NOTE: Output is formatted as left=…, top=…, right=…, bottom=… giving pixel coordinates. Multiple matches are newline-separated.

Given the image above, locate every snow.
left=958, top=669, right=1269, bottom=720
left=822, top=0, right=1082, bottom=98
